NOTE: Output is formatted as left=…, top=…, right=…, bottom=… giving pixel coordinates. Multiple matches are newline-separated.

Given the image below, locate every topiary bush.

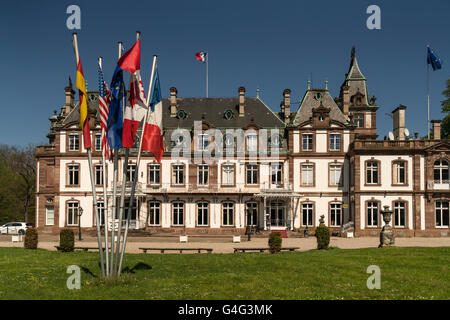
left=24, top=227, right=38, bottom=249
left=315, top=215, right=330, bottom=250
left=59, top=229, right=75, bottom=252
left=268, top=232, right=282, bottom=254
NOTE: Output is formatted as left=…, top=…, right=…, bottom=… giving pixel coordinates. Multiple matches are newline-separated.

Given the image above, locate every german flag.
left=76, top=59, right=92, bottom=149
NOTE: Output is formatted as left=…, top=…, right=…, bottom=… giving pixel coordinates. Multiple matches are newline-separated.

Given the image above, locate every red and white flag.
left=142, top=66, right=164, bottom=163
left=98, top=65, right=111, bottom=159
left=120, top=38, right=147, bottom=148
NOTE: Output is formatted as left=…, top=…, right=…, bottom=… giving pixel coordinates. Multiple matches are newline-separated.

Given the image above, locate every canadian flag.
left=122, top=70, right=147, bottom=148
left=141, top=67, right=164, bottom=163
left=119, top=38, right=147, bottom=148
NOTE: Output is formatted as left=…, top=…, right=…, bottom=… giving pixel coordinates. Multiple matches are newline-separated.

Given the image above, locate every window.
left=172, top=164, right=184, bottom=185
left=271, top=163, right=283, bottom=185
left=246, top=164, right=258, bottom=185
left=393, top=161, right=406, bottom=185
left=354, top=114, right=364, bottom=128
left=366, top=161, right=379, bottom=185
left=330, top=164, right=342, bottom=186
left=67, top=202, right=79, bottom=226
left=148, top=202, right=160, bottom=226
left=222, top=164, right=234, bottom=186
left=247, top=134, right=258, bottom=152
left=223, top=133, right=235, bottom=150
left=394, top=202, right=406, bottom=227
left=330, top=203, right=342, bottom=226
left=302, top=203, right=314, bottom=227
left=148, top=164, right=160, bottom=185
left=367, top=201, right=379, bottom=227
left=222, top=202, right=234, bottom=226
left=126, top=164, right=136, bottom=182
left=95, top=134, right=102, bottom=151
left=434, top=159, right=449, bottom=184
left=246, top=202, right=258, bottom=226
left=198, top=134, right=209, bottom=151
left=435, top=201, right=449, bottom=227
left=198, top=165, right=209, bottom=186
left=67, top=164, right=79, bottom=186
left=97, top=201, right=105, bottom=226
left=197, top=202, right=209, bottom=226
left=95, top=164, right=103, bottom=185
left=301, top=164, right=314, bottom=186
left=172, top=202, right=184, bottom=226
left=329, top=134, right=341, bottom=151
left=69, top=134, right=79, bottom=151
left=46, top=206, right=54, bottom=226
left=302, top=134, right=313, bottom=151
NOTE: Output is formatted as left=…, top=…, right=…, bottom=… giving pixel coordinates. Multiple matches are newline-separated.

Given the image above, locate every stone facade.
left=35, top=48, right=450, bottom=237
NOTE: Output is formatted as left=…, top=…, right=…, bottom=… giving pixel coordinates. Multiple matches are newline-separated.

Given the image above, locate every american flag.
left=98, top=64, right=111, bottom=159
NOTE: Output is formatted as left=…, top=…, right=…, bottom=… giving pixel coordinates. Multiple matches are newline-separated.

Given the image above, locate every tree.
left=441, top=79, right=450, bottom=139
left=0, top=144, right=36, bottom=223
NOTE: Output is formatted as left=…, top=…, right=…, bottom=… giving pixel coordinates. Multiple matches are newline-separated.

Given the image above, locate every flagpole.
left=206, top=52, right=208, bottom=98
left=427, top=45, right=430, bottom=140
left=98, top=56, right=110, bottom=276
left=72, top=33, right=105, bottom=277
left=110, top=41, right=123, bottom=276
left=118, top=54, right=158, bottom=275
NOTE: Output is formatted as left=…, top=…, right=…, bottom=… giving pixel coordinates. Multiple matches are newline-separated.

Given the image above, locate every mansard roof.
left=292, top=89, right=350, bottom=126
left=60, top=93, right=285, bottom=129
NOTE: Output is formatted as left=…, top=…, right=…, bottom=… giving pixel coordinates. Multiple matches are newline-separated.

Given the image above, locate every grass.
left=0, top=246, right=449, bottom=299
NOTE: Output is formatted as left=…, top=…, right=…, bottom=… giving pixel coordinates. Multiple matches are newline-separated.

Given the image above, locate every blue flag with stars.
left=427, top=47, right=442, bottom=71
left=107, top=65, right=126, bottom=149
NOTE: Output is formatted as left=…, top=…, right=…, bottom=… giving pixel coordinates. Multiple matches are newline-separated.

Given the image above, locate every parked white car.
left=0, top=222, right=28, bottom=235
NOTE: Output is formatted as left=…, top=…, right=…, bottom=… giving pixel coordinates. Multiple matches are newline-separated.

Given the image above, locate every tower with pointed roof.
left=336, top=46, right=379, bottom=140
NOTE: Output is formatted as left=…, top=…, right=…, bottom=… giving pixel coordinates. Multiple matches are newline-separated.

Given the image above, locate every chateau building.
left=35, top=48, right=450, bottom=237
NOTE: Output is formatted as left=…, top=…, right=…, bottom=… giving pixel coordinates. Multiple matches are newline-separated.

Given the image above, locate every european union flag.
left=427, top=47, right=442, bottom=71
left=107, top=65, right=126, bottom=149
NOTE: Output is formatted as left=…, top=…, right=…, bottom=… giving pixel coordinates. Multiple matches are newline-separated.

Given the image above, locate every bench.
left=233, top=247, right=300, bottom=253
left=139, top=247, right=213, bottom=254
left=55, top=246, right=107, bottom=252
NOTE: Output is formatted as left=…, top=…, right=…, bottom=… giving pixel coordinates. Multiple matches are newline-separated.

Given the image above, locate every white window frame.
left=67, top=202, right=79, bottom=226
left=222, top=164, right=235, bottom=186
left=394, top=201, right=406, bottom=228
left=67, top=164, right=79, bottom=186
left=148, top=164, right=160, bottom=185
left=198, top=134, right=209, bottom=151
left=246, top=202, right=258, bottom=226
left=367, top=201, right=379, bottom=227
left=126, top=164, right=136, bottom=182
left=45, top=206, right=54, bottom=226
left=330, top=164, right=342, bottom=186
left=301, top=164, right=314, bottom=186
left=198, top=165, right=209, bottom=186
left=246, top=164, right=259, bottom=185
left=434, top=160, right=449, bottom=184
left=302, top=134, right=313, bottom=151
left=271, top=163, right=283, bottom=185
left=302, top=202, right=314, bottom=227
left=172, top=164, right=184, bottom=185
left=435, top=201, right=449, bottom=228
left=330, top=203, right=342, bottom=227
left=329, top=133, right=341, bottom=151
left=247, top=134, right=258, bottom=153
left=366, top=161, right=379, bottom=185
left=148, top=201, right=161, bottom=226
left=69, top=134, right=79, bottom=151
left=95, top=164, right=103, bottom=185
left=222, top=202, right=234, bottom=226
left=393, top=161, right=406, bottom=185
left=97, top=201, right=105, bottom=226
left=172, top=202, right=184, bottom=226
left=95, top=134, right=102, bottom=151
left=197, top=202, right=209, bottom=226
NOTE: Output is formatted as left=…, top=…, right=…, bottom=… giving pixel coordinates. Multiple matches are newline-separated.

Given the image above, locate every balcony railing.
left=427, top=180, right=450, bottom=190
left=353, top=139, right=443, bottom=150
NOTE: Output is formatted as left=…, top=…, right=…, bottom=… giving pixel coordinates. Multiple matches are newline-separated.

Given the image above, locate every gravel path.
left=1, top=235, right=449, bottom=254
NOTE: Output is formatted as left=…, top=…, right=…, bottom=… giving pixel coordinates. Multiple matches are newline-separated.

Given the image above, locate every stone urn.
left=379, top=205, right=395, bottom=248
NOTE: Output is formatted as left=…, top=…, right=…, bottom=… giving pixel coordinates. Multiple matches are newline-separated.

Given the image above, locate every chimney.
left=239, top=86, right=245, bottom=116
left=431, top=120, right=441, bottom=140
left=283, top=89, right=291, bottom=122
left=64, top=77, right=75, bottom=115
left=170, top=87, right=177, bottom=117
left=342, top=85, right=349, bottom=118
left=392, top=105, right=407, bottom=140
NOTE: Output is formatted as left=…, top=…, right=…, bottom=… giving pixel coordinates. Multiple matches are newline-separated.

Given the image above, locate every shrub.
left=268, top=232, right=282, bottom=254
left=59, top=229, right=75, bottom=252
left=24, top=227, right=38, bottom=249
left=315, top=215, right=330, bottom=250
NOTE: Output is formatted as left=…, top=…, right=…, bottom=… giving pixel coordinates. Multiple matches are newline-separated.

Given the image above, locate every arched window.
left=434, top=159, right=449, bottom=184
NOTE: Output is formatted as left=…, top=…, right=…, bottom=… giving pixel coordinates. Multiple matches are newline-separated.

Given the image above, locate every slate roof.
left=293, top=89, right=349, bottom=126
left=61, top=93, right=285, bottom=129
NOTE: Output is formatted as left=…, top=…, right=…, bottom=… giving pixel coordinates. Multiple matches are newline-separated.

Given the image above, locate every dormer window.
left=314, top=92, right=322, bottom=101
left=318, top=115, right=325, bottom=122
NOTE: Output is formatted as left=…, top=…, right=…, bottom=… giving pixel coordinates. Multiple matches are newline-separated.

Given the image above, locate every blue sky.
left=0, top=0, right=449, bottom=146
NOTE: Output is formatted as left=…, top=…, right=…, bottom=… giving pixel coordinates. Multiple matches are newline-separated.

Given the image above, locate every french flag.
left=120, top=39, right=147, bottom=148
left=141, top=67, right=164, bottom=163
left=195, top=51, right=207, bottom=62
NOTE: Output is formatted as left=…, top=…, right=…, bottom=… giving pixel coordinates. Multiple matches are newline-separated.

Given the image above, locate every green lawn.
left=0, top=246, right=449, bottom=299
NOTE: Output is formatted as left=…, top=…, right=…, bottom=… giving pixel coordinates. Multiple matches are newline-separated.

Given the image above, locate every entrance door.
left=270, top=201, right=285, bottom=227
left=124, top=200, right=138, bottom=229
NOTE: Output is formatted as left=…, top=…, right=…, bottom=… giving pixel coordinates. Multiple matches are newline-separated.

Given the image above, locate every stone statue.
left=379, top=206, right=395, bottom=248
